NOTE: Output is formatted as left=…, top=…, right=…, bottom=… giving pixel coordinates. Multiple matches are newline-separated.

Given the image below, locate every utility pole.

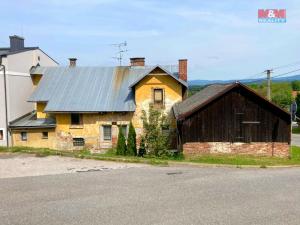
left=266, top=69, right=272, bottom=101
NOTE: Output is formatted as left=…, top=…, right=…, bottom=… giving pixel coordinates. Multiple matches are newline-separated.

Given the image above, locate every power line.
left=272, top=61, right=300, bottom=70
left=271, top=68, right=300, bottom=79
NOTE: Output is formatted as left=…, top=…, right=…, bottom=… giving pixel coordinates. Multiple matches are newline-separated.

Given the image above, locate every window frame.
left=21, top=132, right=27, bottom=141
left=73, top=138, right=85, bottom=147
left=103, top=125, right=112, bottom=141
left=71, top=113, right=82, bottom=125
left=0, top=129, right=4, bottom=141
left=42, top=132, right=48, bottom=139
left=152, top=88, right=165, bottom=109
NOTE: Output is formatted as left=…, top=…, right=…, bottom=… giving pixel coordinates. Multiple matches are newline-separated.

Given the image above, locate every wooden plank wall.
left=180, top=87, right=291, bottom=144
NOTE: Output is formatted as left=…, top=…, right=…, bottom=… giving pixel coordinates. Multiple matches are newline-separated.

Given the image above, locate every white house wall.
left=0, top=49, right=58, bottom=146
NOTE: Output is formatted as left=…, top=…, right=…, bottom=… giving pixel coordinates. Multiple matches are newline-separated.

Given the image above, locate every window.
left=119, top=125, right=127, bottom=138
left=153, top=88, right=164, bottom=108
left=21, top=132, right=27, bottom=141
left=71, top=113, right=82, bottom=125
left=42, top=132, right=48, bottom=139
left=0, top=130, right=3, bottom=140
left=73, top=138, right=85, bottom=146
left=103, top=125, right=112, bottom=141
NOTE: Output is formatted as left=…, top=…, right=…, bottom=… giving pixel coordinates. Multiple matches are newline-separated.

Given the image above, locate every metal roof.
left=9, top=111, right=56, bottom=129
left=29, top=65, right=185, bottom=112
left=173, top=82, right=291, bottom=120
left=0, top=47, right=39, bottom=56
left=173, top=83, right=232, bottom=119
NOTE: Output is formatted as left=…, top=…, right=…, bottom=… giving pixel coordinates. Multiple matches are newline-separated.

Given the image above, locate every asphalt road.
left=1, top=166, right=300, bottom=225
left=292, top=134, right=300, bottom=147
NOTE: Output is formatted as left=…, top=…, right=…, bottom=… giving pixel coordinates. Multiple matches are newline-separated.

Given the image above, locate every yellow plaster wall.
left=133, top=74, right=182, bottom=129
left=12, top=129, right=56, bottom=149
left=32, top=74, right=42, bottom=88
left=55, top=113, right=133, bottom=150
left=36, top=102, right=47, bottom=118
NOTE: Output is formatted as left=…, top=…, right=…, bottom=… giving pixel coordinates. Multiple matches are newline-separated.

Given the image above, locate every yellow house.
left=9, top=57, right=188, bottom=150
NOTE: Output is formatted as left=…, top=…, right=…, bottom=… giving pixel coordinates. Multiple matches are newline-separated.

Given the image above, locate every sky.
left=0, top=0, right=299, bottom=81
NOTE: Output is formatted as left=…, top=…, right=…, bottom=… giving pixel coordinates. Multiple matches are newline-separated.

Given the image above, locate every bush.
left=127, top=122, right=137, bottom=156
left=138, top=137, right=146, bottom=157
left=292, top=81, right=300, bottom=91
left=116, top=127, right=127, bottom=155
left=141, top=106, right=170, bottom=157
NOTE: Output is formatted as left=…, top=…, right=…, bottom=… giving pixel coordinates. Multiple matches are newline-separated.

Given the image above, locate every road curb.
left=168, top=161, right=300, bottom=169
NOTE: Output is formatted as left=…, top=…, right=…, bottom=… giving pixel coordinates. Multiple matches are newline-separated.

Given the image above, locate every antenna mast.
left=111, top=41, right=128, bottom=66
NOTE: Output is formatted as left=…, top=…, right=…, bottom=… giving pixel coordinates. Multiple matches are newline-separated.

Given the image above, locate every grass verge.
left=1, top=146, right=300, bottom=167
left=292, top=126, right=300, bottom=134
left=0, top=146, right=168, bottom=166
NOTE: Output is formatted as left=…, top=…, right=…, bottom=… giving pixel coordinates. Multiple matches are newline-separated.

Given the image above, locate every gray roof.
left=29, top=65, right=186, bottom=112
left=0, top=47, right=39, bottom=56
left=173, top=83, right=233, bottom=119
left=9, top=111, right=56, bottom=129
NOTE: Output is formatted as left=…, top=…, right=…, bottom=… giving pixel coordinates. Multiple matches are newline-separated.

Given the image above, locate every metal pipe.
left=0, top=58, right=9, bottom=147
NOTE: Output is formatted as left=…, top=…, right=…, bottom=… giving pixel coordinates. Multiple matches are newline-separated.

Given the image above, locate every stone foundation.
left=183, top=142, right=290, bottom=158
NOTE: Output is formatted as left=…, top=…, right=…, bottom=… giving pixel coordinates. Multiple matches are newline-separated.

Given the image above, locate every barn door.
left=233, top=109, right=245, bottom=142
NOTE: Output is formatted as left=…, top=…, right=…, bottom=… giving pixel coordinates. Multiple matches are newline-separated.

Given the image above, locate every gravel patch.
left=0, top=153, right=147, bottom=178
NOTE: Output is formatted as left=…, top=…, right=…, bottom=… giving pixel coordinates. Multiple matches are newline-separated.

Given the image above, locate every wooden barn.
left=173, top=82, right=291, bottom=158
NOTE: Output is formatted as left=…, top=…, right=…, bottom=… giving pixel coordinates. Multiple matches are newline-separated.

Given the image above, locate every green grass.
left=292, top=126, right=300, bottom=134
left=1, top=146, right=300, bottom=167
left=187, top=146, right=300, bottom=167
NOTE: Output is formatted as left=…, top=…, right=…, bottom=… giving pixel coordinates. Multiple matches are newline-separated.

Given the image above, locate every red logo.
left=258, top=9, right=286, bottom=23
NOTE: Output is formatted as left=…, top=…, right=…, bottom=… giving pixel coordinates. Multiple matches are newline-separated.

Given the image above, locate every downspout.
left=0, top=57, right=9, bottom=147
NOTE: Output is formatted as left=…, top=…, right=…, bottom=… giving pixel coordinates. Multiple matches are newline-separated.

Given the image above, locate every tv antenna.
left=111, top=41, right=128, bottom=66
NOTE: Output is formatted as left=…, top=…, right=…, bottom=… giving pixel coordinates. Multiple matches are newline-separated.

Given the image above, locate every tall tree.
left=127, top=122, right=137, bottom=156
left=116, top=127, right=127, bottom=155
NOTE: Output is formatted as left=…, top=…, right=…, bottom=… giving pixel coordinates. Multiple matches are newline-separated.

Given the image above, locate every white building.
left=0, top=35, right=58, bottom=146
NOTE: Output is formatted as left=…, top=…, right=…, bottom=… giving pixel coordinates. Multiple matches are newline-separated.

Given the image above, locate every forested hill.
left=188, top=74, right=300, bottom=86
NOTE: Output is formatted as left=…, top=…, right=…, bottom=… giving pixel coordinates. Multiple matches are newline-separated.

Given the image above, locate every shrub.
left=127, top=122, right=137, bottom=156
left=141, top=106, right=170, bottom=157
left=116, top=127, right=127, bottom=155
left=138, top=137, right=146, bottom=157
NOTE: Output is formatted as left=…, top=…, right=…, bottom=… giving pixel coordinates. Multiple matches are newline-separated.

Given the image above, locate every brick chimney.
left=130, top=57, right=145, bottom=66
left=69, top=58, right=77, bottom=67
left=9, top=35, right=24, bottom=52
left=178, top=59, right=187, bottom=81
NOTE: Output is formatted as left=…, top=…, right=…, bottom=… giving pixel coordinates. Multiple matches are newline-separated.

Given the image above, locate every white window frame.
left=21, top=132, right=27, bottom=141
left=0, top=128, right=5, bottom=141
left=102, top=125, right=112, bottom=141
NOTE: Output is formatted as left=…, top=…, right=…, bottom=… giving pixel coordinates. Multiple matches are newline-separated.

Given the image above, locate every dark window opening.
left=153, top=88, right=164, bottom=108
left=103, top=125, right=112, bottom=141
left=71, top=113, right=82, bottom=125
left=42, top=132, right=48, bottom=139
left=0, top=130, right=3, bottom=140
left=21, top=132, right=27, bottom=141
left=73, top=138, right=85, bottom=146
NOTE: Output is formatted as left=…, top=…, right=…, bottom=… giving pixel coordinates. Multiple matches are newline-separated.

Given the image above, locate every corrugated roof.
left=29, top=65, right=185, bottom=112
left=173, top=82, right=291, bottom=120
left=9, top=111, right=56, bottom=129
left=173, top=83, right=234, bottom=119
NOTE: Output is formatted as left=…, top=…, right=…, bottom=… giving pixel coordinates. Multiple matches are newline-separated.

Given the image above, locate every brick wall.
left=183, top=142, right=290, bottom=158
